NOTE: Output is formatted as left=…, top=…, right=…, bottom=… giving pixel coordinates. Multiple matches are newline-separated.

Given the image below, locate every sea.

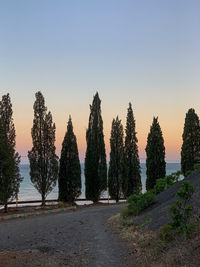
left=18, top=163, right=181, bottom=202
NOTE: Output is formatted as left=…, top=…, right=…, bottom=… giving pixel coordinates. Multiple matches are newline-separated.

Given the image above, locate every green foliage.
left=120, top=206, right=131, bottom=218
left=155, top=240, right=167, bottom=254
left=185, top=170, right=193, bottom=177
left=139, top=217, right=152, bottom=228
left=108, top=116, right=124, bottom=202
left=28, top=92, right=58, bottom=206
left=154, top=171, right=182, bottom=194
left=185, top=163, right=200, bottom=177
left=123, top=103, right=141, bottom=197
left=127, top=191, right=156, bottom=216
left=0, top=94, right=22, bottom=212
left=159, top=224, right=174, bottom=242
left=146, top=117, right=166, bottom=191
left=121, top=217, right=136, bottom=229
left=85, top=92, right=107, bottom=202
left=193, top=163, right=200, bottom=170
left=170, top=181, right=195, bottom=238
left=154, top=178, right=166, bottom=194
left=58, top=201, right=65, bottom=208
left=58, top=116, right=81, bottom=202
left=181, top=108, right=200, bottom=177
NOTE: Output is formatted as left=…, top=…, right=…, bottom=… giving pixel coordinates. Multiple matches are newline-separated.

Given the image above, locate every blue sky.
left=0, top=0, right=200, bottom=162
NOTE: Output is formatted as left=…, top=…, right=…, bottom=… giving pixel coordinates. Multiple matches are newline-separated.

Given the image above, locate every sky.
left=0, top=0, right=200, bottom=163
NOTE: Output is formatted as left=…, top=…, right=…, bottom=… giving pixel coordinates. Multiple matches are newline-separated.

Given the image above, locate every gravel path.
left=0, top=204, right=130, bottom=267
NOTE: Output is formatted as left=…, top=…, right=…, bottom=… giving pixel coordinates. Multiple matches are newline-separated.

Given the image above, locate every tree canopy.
left=146, top=117, right=166, bottom=191
left=0, top=94, right=22, bottom=212
left=124, top=103, right=141, bottom=196
left=85, top=92, right=107, bottom=202
left=108, top=116, right=124, bottom=202
left=28, top=91, right=58, bottom=206
left=181, top=108, right=200, bottom=176
left=59, top=116, right=81, bottom=202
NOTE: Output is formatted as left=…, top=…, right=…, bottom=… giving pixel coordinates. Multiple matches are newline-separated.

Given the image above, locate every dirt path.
left=0, top=204, right=130, bottom=267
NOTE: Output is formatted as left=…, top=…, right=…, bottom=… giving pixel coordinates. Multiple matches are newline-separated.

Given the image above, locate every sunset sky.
left=1, top=0, right=200, bottom=163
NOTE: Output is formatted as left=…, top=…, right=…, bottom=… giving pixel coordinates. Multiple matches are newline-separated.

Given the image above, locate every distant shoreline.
left=19, top=162, right=181, bottom=166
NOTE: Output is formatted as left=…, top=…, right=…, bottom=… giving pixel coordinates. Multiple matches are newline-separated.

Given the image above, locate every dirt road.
left=0, top=204, right=130, bottom=267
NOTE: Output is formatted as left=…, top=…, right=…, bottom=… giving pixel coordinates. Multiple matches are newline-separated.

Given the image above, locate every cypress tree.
left=58, top=116, right=81, bottom=202
left=0, top=94, right=22, bottom=212
left=146, top=117, right=166, bottom=190
left=28, top=91, right=58, bottom=206
left=85, top=92, right=107, bottom=202
left=181, top=108, right=200, bottom=176
left=108, top=117, right=124, bottom=202
left=124, top=103, right=141, bottom=197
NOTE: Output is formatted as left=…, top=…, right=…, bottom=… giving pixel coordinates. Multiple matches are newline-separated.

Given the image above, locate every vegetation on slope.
left=109, top=167, right=200, bottom=267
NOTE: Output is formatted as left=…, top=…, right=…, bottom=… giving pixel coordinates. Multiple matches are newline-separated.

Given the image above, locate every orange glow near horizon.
left=15, top=106, right=183, bottom=163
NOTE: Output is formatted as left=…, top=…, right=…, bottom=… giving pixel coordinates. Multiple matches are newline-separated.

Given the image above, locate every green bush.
left=154, top=171, right=182, bottom=195
left=153, top=178, right=166, bottom=194
left=127, top=191, right=156, bottom=216
left=185, top=163, right=200, bottom=177
left=121, top=206, right=132, bottom=218
left=58, top=201, right=65, bottom=208
left=170, top=181, right=195, bottom=238
left=193, top=163, right=200, bottom=170
left=185, top=170, right=193, bottom=177
left=159, top=224, right=174, bottom=242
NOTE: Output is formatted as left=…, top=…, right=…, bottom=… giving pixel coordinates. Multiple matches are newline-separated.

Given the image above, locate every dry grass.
left=108, top=213, right=155, bottom=267
left=108, top=213, right=200, bottom=267
left=0, top=249, right=89, bottom=267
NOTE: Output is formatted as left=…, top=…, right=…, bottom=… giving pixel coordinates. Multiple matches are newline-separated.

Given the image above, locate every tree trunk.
left=4, top=202, right=8, bottom=213
left=93, top=198, right=99, bottom=203
left=42, top=194, right=45, bottom=207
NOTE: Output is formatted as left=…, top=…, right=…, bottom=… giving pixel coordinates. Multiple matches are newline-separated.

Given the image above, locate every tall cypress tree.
left=146, top=117, right=166, bottom=191
left=0, top=94, right=22, bottom=212
left=85, top=92, right=107, bottom=202
left=124, top=103, right=141, bottom=197
left=181, top=108, right=200, bottom=176
left=28, top=91, right=58, bottom=206
left=58, top=116, right=81, bottom=202
left=108, top=117, right=124, bottom=202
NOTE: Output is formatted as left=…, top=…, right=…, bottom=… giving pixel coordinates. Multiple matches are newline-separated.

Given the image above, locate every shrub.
left=155, top=240, right=167, bottom=254
left=121, top=206, right=131, bottom=218
left=139, top=217, right=152, bottom=228
left=185, top=170, right=193, bottom=177
left=58, top=201, right=65, bottom=208
left=193, top=163, right=200, bottom=170
left=185, top=163, right=200, bottom=177
left=153, top=178, right=167, bottom=194
left=170, top=181, right=195, bottom=238
left=166, top=171, right=182, bottom=186
left=154, top=171, right=182, bottom=195
left=159, top=224, right=174, bottom=242
left=127, top=191, right=156, bottom=216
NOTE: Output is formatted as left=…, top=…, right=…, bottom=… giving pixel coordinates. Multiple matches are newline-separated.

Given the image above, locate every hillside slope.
left=109, top=168, right=200, bottom=266
left=135, top=167, right=200, bottom=231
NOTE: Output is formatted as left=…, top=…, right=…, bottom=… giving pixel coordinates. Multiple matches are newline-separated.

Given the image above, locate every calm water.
left=18, top=163, right=181, bottom=201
